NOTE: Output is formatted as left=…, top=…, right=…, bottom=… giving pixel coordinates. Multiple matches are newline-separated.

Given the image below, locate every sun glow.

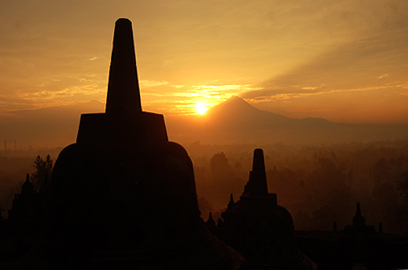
left=195, top=103, right=208, bottom=115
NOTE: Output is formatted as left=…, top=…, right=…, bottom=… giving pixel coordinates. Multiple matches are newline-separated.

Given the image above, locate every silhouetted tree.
left=210, top=152, right=232, bottom=179
left=31, top=155, right=52, bottom=191
left=397, top=172, right=408, bottom=201
left=396, top=172, right=408, bottom=233
left=210, top=152, right=237, bottom=190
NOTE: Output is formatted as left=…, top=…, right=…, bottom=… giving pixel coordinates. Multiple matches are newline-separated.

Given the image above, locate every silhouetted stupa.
left=352, top=202, right=366, bottom=227
left=344, top=202, right=375, bottom=233
left=221, top=149, right=317, bottom=270
left=14, top=18, right=241, bottom=269
left=8, top=174, right=37, bottom=225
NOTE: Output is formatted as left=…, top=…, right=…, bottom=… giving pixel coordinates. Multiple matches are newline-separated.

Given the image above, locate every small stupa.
left=344, top=202, right=375, bottom=233
left=353, top=202, right=366, bottom=227
left=14, top=18, right=241, bottom=269
left=221, top=149, right=317, bottom=270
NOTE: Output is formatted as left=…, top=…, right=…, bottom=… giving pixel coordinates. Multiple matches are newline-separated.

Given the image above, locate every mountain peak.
left=205, top=95, right=292, bottom=130
left=224, top=96, right=251, bottom=106
left=225, top=95, right=245, bottom=102
left=207, top=96, right=260, bottom=116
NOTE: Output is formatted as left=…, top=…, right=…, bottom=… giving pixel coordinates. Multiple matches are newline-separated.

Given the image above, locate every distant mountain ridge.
left=205, top=96, right=339, bottom=131
left=206, top=96, right=291, bottom=125
left=206, top=96, right=334, bottom=126
left=1, top=97, right=407, bottom=148
left=167, top=96, right=408, bottom=145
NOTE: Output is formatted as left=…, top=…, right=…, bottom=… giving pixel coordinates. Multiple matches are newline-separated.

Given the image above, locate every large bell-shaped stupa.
left=222, top=149, right=317, bottom=270
left=14, top=18, right=241, bottom=270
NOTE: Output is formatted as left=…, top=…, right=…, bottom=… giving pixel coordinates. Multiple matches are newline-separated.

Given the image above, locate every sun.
left=195, top=103, right=208, bottom=115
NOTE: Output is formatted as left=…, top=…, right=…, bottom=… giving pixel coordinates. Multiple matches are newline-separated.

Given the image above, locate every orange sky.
left=0, top=0, right=408, bottom=125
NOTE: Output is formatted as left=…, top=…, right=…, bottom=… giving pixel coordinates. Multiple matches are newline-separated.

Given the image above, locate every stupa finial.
left=252, top=148, right=266, bottom=172
left=356, top=202, right=361, bottom=215
left=242, top=148, right=268, bottom=197
left=106, top=18, right=142, bottom=114
left=352, top=202, right=366, bottom=227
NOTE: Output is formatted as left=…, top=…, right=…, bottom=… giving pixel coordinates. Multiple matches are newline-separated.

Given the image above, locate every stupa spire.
left=252, top=148, right=266, bottom=172
left=356, top=202, right=361, bottom=215
left=105, top=18, right=142, bottom=114
left=242, top=148, right=268, bottom=197
left=353, top=202, right=366, bottom=227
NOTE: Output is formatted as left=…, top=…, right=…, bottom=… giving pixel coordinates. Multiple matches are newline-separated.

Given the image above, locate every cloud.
left=240, top=88, right=320, bottom=100
left=240, top=19, right=408, bottom=101
left=139, top=80, right=168, bottom=88
left=236, top=0, right=408, bottom=103
left=377, top=74, right=389, bottom=79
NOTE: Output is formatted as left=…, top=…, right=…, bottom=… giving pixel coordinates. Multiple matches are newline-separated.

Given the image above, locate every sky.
left=0, top=0, right=408, bottom=127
